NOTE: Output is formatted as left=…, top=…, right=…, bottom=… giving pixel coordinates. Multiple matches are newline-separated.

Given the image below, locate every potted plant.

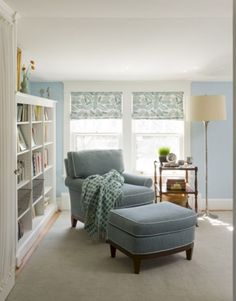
left=158, top=146, right=170, bottom=164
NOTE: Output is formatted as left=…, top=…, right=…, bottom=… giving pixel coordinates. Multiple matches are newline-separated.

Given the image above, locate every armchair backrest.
left=66, top=149, right=124, bottom=178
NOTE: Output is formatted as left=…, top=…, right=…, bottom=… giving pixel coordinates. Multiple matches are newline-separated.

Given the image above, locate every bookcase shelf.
left=32, top=121, right=43, bottom=124
left=17, top=179, right=31, bottom=190
left=16, top=92, right=57, bottom=267
left=44, top=141, right=53, bottom=146
left=32, top=172, right=43, bottom=180
left=44, top=165, right=53, bottom=172
left=33, top=195, right=43, bottom=206
left=32, top=145, right=43, bottom=151
left=17, top=121, right=30, bottom=125
left=18, top=207, right=31, bottom=221
left=44, top=186, right=53, bottom=195
left=17, top=149, right=30, bottom=155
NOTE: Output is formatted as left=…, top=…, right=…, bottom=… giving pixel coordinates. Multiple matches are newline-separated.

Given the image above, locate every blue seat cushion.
left=108, top=202, right=197, bottom=237
left=116, top=183, right=154, bottom=208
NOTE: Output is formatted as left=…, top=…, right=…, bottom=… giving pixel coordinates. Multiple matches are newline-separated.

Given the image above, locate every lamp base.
left=198, top=211, right=218, bottom=219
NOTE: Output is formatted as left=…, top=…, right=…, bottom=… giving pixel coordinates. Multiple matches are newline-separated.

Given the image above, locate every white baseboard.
left=57, top=193, right=70, bottom=211
left=0, top=269, right=14, bottom=301
left=188, top=194, right=233, bottom=211
left=58, top=192, right=232, bottom=211
left=199, top=198, right=232, bottom=211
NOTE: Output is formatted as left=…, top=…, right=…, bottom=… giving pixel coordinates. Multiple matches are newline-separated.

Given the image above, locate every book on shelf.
left=31, top=127, right=37, bottom=147
left=32, top=105, right=42, bottom=121
left=17, top=160, right=25, bottom=184
left=44, top=148, right=49, bottom=167
left=18, top=221, right=24, bottom=240
left=32, top=206, right=36, bottom=218
left=17, top=104, right=28, bottom=122
left=44, top=108, right=49, bottom=121
left=32, top=151, right=43, bottom=176
left=17, top=104, right=23, bottom=122
left=44, top=125, right=49, bottom=142
left=17, top=126, right=28, bottom=152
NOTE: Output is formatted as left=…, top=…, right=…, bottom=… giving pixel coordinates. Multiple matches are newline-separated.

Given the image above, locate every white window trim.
left=63, top=81, right=191, bottom=173
left=70, top=132, right=122, bottom=151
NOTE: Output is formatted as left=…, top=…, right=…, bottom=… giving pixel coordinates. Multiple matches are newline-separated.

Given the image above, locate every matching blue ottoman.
left=107, top=202, right=197, bottom=274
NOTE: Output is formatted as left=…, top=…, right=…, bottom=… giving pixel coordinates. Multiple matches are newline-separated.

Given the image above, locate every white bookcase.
left=16, top=92, right=57, bottom=267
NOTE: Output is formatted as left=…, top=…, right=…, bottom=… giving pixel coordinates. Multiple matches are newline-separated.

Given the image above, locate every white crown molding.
left=0, top=0, right=19, bottom=23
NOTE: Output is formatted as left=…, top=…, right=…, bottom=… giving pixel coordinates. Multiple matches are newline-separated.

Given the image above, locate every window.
left=133, top=120, right=184, bottom=174
left=132, top=92, right=184, bottom=175
left=70, top=119, right=121, bottom=151
left=68, top=89, right=186, bottom=175
left=70, top=92, right=122, bottom=151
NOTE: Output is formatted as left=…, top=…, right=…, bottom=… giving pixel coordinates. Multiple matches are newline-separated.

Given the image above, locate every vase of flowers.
left=20, top=60, right=35, bottom=94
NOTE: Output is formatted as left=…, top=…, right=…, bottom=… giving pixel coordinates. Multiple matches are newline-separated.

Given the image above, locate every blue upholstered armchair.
left=64, top=149, right=154, bottom=228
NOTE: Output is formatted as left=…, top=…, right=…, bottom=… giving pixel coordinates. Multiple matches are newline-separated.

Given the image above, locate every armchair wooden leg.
left=71, top=215, right=77, bottom=228
left=110, top=244, right=116, bottom=258
left=133, top=257, right=141, bottom=274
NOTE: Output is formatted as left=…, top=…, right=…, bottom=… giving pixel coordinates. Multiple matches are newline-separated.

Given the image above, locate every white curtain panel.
left=0, top=6, right=16, bottom=301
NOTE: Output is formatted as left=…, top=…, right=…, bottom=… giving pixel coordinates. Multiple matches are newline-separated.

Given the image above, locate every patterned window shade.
left=132, top=92, right=184, bottom=120
left=71, top=92, right=122, bottom=119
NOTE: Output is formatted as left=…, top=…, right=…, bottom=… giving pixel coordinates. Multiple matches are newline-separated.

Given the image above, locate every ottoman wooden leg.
left=110, top=244, right=116, bottom=258
left=186, top=247, right=193, bottom=260
left=133, top=257, right=141, bottom=274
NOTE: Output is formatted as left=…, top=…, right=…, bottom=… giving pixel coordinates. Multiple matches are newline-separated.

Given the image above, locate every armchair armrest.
left=65, top=177, right=84, bottom=192
left=122, top=172, right=153, bottom=188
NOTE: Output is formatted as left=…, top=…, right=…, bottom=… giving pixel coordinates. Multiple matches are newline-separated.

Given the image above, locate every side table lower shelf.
left=156, top=190, right=196, bottom=211
left=154, top=161, right=198, bottom=213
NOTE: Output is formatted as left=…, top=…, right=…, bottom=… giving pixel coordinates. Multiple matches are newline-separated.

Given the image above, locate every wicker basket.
left=162, top=193, right=188, bottom=207
left=33, top=179, right=44, bottom=202
left=18, top=188, right=31, bottom=217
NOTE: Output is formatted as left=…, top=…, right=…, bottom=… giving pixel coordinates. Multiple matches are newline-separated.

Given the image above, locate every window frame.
left=63, top=81, right=191, bottom=174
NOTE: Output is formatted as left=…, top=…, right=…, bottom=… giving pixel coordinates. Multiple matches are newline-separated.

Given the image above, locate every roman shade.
left=71, top=92, right=122, bottom=119
left=132, top=92, right=184, bottom=120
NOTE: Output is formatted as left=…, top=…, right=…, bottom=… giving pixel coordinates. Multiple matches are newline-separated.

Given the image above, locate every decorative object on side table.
left=178, top=159, right=185, bottom=166
left=20, top=60, right=35, bottom=94
left=187, top=156, right=193, bottom=165
left=166, top=178, right=186, bottom=191
left=157, top=146, right=170, bottom=164
left=165, top=152, right=179, bottom=167
left=166, top=152, right=177, bottom=163
left=189, top=95, right=226, bottom=219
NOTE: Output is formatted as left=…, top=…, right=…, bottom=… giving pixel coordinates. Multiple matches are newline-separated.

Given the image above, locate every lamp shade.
left=189, top=95, right=226, bottom=121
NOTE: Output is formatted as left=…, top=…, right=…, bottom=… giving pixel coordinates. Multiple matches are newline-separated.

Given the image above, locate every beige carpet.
left=7, top=211, right=232, bottom=301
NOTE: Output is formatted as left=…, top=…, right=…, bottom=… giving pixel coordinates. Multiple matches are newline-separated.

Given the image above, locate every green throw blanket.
left=82, top=169, right=124, bottom=238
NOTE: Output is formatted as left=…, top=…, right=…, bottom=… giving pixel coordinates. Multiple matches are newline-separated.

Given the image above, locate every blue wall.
left=191, top=82, right=233, bottom=199
left=30, top=82, right=65, bottom=196
left=29, top=81, right=233, bottom=200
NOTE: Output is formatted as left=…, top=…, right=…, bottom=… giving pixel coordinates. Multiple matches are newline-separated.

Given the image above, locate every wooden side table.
left=154, top=161, right=198, bottom=213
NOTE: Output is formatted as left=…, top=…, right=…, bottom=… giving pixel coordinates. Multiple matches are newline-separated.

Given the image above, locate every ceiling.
left=6, top=0, right=233, bottom=81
